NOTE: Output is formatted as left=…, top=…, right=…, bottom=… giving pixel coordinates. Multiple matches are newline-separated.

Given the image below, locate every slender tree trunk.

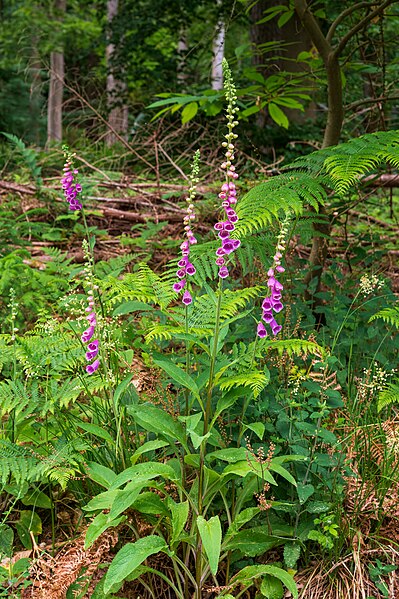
left=177, top=29, right=188, bottom=90
left=293, top=0, right=393, bottom=313
left=211, top=1, right=225, bottom=91
left=106, top=0, right=128, bottom=145
left=30, top=42, right=42, bottom=145
left=47, top=0, right=66, bottom=145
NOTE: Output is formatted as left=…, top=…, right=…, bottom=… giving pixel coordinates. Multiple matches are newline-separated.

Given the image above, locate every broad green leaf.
left=268, top=103, right=289, bottom=128
left=83, top=489, right=119, bottom=512
left=21, top=489, right=52, bottom=509
left=261, top=574, right=284, bottom=599
left=225, top=507, right=260, bottom=538
left=113, top=374, right=135, bottom=408
left=233, top=564, right=297, bottom=598
left=127, top=404, right=187, bottom=449
left=85, top=512, right=126, bottom=549
left=104, top=536, right=167, bottom=593
left=0, top=524, right=14, bottom=557
left=208, top=448, right=247, bottom=463
left=152, top=357, right=200, bottom=399
left=224, top=526, right=290, bottom=556
left=109, top=486, right=143, bottom=520
left=222, top=461, right=277, bottom=485
left=132, top=492, right=169, bottom=516
left=245, top=422, right=265, bottom=440
left=284, top=542, right=301, bottom=569
left=169, top=500, right=189, bottom=546
left=109, top=461, right=178, bottom=490
left=297, top=483, right=315, bottom=504
left=181, top=101, right=198, bottom=124
left=78, top=422, right=113, bottom=442
left=86, top=462, right=117, bottom=489
left=269, top=463, right=297, bottom=487
left=197, top=515, right=222, bottom=576
left=112, top=301, right=153, bottom=316
left=131, top=439, right=169, bottom=465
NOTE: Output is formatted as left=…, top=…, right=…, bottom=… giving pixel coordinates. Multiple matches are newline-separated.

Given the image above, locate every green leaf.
left=197, top=515, right=222, bottom=576
left=224, top=527, right=290, bottom=556
left=225, top=507, right=260, bottom=538
left=109, top=461, right=178, bottom=490
left=21, top=489, right=52, bottom=509
left=86, top=462, right=117, bottom=489
left=181, top=102, right=198, bottom=124
left=208, top=447, right=248, bottom=463
left=113, top=374, right=135, bottom=408
left=169, top=500, right=189, bottom=546
left=245, top=422, right=265, bottom=440
left=297, top=483, right=315, bottom=504
left=0, top=524, right=14, bottom=557
left=268, top=103, right=289, bottom=128
left=283, top=542, right=301, bottom=569
left=152, top=357, right=200, bottom=399
left=78, top=422, right=113, bottom=442
left=127, top=404, right=187, bottom=449
left=132, top=492, right=169, bottom=516
left=233, top=564, right=297, bottom=598
left=222, top=461, right=277, bottom=485
left=83, top=490, right=119, bottom=512
left=131, top=439, right=169, bottom=465
left=261, top=574, right=284, bottom=599
left=108, top=486, right=143, bottom=520
left=85, top=512, right=126, bottom=549
left=112, top=301, right=153, bottom=316
left=277, top=9, right=294, bottom=27
left=104, top=536, right=167, bottom=593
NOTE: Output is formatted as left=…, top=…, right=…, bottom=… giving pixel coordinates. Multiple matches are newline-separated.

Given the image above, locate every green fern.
left=236, top=172, right=324, bottom=238
left=263, top=338, right=324, bottom=358
left=2, top=132, right=43, bottom=187
left=377, top=383, right=399, bottom=412
left=369, top=306, right=399, bottom=328
left=217, top=371, right=269, bottom=398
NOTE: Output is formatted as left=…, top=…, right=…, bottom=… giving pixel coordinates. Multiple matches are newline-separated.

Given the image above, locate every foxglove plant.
left=173, top=150, right=200, bottom=305
left=214, top=59, right=241, bottom=279
left=61, top=147, right=83, bottom=211
left=61, top=148, right=100, bottom=375
left=81, top=240, right=100, bottom=374
left=257, top=218, right=289, bottom=338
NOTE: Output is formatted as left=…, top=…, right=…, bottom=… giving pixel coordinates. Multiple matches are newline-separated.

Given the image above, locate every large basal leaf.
left=104, top=536, right=167, bottom=593
left=127, top=404, right=188, bottom=450
left=109, top=461, right=178, bottom=490
left=85, top=512, right=126, bottom=549
left=152, top=356, right=200, bottom=399
left=197, top=515, right=222, bottom=576
left=232, top=564, right=297, bottom=598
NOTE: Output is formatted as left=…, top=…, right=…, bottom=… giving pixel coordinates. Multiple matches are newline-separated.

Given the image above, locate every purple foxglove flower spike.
left=257, top=217, right=290, bottom=338
left=173, top=150, right=200, bottom=305
left=215, top=60, right=241, bottom=279
left=61, top=148, right=83, bottom=211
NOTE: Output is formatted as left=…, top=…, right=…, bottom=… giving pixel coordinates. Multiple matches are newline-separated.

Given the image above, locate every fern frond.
left=236, top=172, right=324, bottom=237
left=106, top=264, right=175, bottom=310
left=369, top=306, right=399, bottom=328
left=145, top=324, right=212, bottom=343
left=218, top=371, right=269, bottom=398
left=189, top=286, right=262, bottom=328
left=264, top=338, right=324, bottom=358
left=0, top=380, right=39, bottom=418
left=378, top=383, right=399, bottom=412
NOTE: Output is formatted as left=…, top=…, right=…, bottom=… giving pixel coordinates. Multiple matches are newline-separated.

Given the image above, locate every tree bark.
left=211, top=0, right=225, bottom=91
left=105, top=0, right=128, bottom=145
left=47, top=0, right=66, bottom=145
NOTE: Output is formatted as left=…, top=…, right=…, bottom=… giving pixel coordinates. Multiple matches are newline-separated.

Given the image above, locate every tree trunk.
left=47, top=0, right=66, bottom=145
left=211, top=1, right=225, bottom=91
left=177, top=29, right=188, bottom=90
left=105, top=0, right=128, bottom=146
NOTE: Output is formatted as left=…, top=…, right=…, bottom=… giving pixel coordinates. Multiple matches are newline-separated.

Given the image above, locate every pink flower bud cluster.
left=257, top=223, right=288, bottom=338
left=215, top=61, right=241, bottom=279
left=61, top=159, right=82, bottom=211
left=81, top=289, right=100, bottom=374
left=173, top=151, right=200, bottom=306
